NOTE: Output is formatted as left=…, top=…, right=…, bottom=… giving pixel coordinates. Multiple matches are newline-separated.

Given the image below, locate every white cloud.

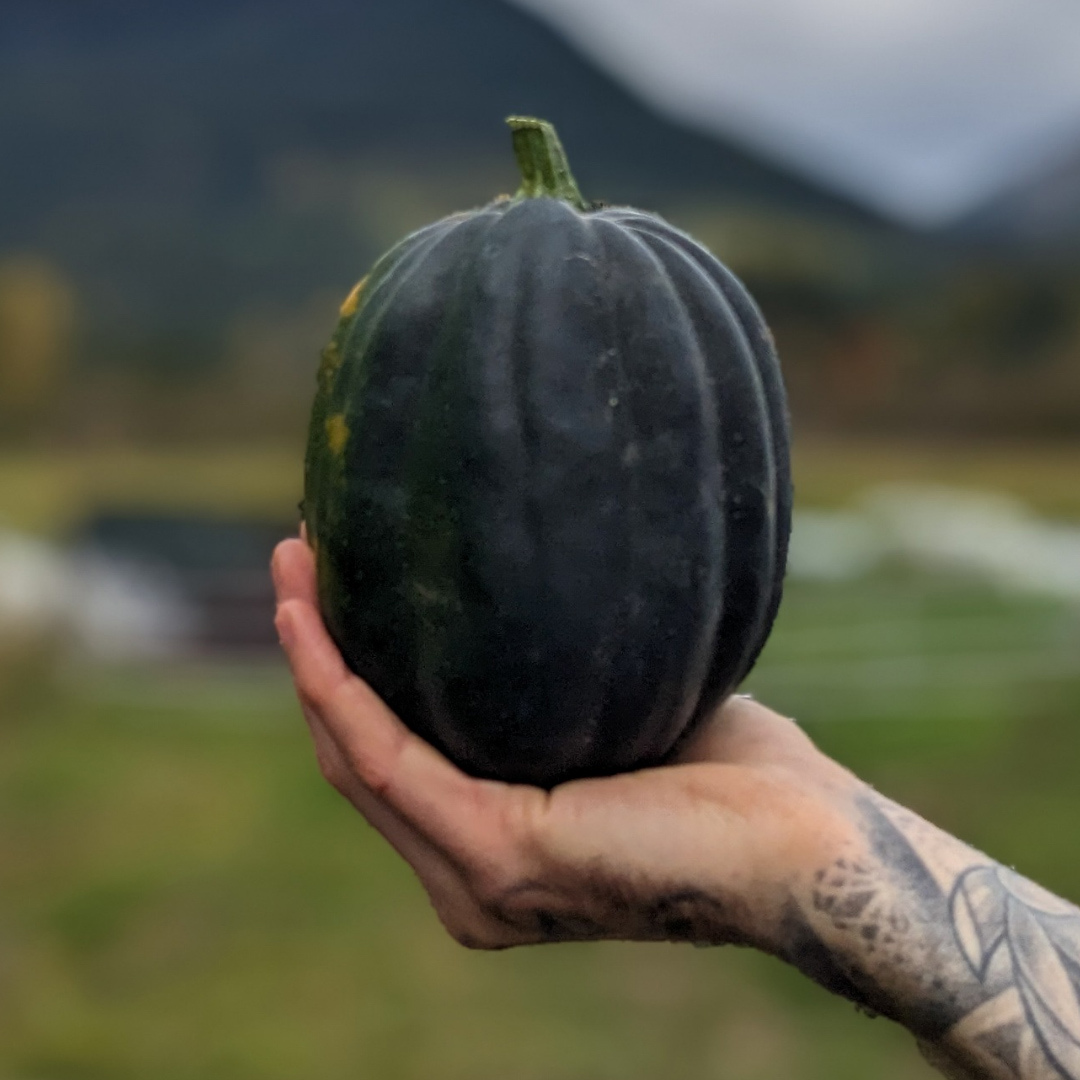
left=509, top=0, right=1080, bottom=223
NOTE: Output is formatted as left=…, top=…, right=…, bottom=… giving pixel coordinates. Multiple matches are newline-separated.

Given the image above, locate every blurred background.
left=1, top=1, right=1079, bottom=1077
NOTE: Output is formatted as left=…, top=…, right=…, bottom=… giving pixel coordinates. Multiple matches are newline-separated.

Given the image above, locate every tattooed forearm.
left=786, top=792, right=1080, bottom=1080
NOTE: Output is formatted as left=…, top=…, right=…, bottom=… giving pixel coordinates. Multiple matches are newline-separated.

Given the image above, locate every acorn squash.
left=303, top=117, right=791, bottom=787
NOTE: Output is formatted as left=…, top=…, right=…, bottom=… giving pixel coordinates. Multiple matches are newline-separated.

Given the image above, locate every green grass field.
left=2, top=563, right=1078, bottom=1080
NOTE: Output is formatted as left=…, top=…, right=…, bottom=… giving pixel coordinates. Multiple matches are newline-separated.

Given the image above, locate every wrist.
left=702, top=768, right=868, bottom=955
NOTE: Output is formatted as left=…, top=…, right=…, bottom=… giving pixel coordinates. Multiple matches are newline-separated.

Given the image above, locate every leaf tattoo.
left=951, top=866, right=1080, bottom=1079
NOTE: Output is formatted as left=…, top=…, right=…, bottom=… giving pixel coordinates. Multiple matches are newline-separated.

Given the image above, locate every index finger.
left=272, top=537, right=318, bottom=607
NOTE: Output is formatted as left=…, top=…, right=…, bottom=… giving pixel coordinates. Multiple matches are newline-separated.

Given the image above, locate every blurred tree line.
left=0, top=256, right=76, bottom=438
left=2, top=176, right=1080, bottom=447
left=757, top=258, right=1080, bottom=437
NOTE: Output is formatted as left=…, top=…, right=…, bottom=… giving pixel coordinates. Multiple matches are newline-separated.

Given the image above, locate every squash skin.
left=304, top=195, right=791, bottom=787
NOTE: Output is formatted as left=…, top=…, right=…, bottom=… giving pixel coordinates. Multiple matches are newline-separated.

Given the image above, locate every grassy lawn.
left=2, top=566, right=1078, bottom=1080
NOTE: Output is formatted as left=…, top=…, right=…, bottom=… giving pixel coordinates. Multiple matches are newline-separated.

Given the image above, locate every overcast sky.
left=508, top=0, right=1080, bottom=224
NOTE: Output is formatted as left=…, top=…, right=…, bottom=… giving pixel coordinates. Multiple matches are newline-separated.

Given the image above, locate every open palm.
left=272, top=537, right=859, bottom=954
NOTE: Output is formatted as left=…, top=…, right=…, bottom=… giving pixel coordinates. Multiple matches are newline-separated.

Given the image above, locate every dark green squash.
left=304, top=117, right=791, bottom=788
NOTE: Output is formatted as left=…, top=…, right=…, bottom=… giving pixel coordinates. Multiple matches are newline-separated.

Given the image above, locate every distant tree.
left=0, top=255, right=76, bottom=437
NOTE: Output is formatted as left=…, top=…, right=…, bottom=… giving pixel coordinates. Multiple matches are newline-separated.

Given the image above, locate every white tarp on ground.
left=788, top=485, right=1080, bottom=602
left=0, top=528, right=197, bottom=658
left=0, top=529, right=70, bottom=635
left=67, top=552, right=198, bottom=659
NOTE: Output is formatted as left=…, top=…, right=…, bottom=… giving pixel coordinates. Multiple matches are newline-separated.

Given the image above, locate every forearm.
left=779, top=787, right=1080, bottom=1080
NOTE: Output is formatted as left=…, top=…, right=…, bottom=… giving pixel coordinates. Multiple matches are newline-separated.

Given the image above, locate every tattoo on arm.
left=784, top=792, right=1080, bottom=1080
left=949, top=862, right=1080, bottom=1078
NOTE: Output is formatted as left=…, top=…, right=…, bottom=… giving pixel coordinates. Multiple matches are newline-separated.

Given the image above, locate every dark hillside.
left=0, top=0, right=885, bottom=363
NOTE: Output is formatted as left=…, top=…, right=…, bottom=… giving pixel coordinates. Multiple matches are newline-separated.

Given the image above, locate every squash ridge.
left=593, top=216, right=726, bottom=757
left=624, top=223, right=779, bottom=699
left=614, top=216, right=791, bottom=689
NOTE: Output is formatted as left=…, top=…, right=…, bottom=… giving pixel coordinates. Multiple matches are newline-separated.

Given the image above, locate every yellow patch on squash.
left=339, top=276, right=369, bottom=319
left=325, top=413, right=350, bottom=457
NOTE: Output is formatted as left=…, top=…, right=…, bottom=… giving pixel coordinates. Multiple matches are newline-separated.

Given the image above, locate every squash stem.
left=507, top=117, right=588, bottom=210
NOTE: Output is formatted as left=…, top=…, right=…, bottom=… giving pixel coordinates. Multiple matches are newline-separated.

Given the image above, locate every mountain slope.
left=0, top=0, right=885, bottom=362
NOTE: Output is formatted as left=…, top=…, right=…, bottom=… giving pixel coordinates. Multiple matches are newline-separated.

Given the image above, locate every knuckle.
left=342, top=745, right=391, bottom=798
left=298, top=683, right=332, bottom=721
left=317, top=753, right=349, bottom=793
left=439, top=911, right=509, bottom=951
left=450, top=924, right=504, bottom=951
left=468, top=864, right=523, bottom=913
left=471, top=871, right=559, bottom=937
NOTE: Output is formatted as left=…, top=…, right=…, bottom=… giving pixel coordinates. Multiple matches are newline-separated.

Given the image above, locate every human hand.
left=272, top=537, right=865, bottom=954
